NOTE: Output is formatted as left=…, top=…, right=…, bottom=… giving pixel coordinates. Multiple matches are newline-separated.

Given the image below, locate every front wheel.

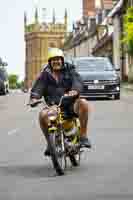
left=48, top=133, right=66, bottom=175
left=69, top=152, right=80, bottom=167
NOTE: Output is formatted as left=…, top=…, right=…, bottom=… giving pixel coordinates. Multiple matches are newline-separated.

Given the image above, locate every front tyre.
left=48, top=133, right=66, bottom=176
left=69, top=150, right=80, bottom=167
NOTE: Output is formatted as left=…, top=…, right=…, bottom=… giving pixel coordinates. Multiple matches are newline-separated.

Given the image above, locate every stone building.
left=83, top=0, right=96, bottom=17
left=63, top=17, right=97, bottom=57
left=24, top=8, right=68, bottom=89
left=82, top=0, right=113, bottom=17
left=63, top=0, right=114, bottom=58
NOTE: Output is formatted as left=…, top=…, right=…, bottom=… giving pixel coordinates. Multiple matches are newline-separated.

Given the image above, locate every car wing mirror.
left=116, top=68, right=120, bottom=72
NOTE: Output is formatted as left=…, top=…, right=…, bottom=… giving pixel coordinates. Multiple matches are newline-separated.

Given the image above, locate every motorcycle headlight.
left=48, top=110, right=58, bottom=121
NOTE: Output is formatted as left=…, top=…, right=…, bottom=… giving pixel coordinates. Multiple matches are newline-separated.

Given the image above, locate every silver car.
left=73, top=57, right=120, bottom=100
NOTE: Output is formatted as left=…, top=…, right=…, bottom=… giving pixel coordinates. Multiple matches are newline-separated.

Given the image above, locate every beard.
left=52, top=63, right=62, bottom=71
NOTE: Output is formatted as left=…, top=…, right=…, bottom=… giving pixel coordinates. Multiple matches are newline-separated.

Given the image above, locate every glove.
left=65, top=90, right=79, bottom=97
left=29, top=98, right=41, bottom=107
left=68, top=90, right=79, bottom=96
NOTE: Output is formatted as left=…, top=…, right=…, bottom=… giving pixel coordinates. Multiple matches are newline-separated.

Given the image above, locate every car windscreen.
left=74, top=58, right=114, bottom=72
left=0, top=68, right=8, bottom=81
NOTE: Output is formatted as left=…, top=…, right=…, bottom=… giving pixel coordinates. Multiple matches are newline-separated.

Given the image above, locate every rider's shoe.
left=80, top=136, right=91, bottom=148
left=44, top=145, right=51, bottom=156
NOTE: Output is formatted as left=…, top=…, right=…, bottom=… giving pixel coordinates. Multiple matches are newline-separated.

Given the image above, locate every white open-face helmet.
left=48, top=48, right=64, bottom=62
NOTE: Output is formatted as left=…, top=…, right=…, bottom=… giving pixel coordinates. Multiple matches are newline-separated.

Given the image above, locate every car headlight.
left=116, top=86, right=120, bottom=91
left=108, top=78, right=120, bottom=83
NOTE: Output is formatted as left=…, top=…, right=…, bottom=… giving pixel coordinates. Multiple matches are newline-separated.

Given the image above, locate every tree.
left=123, top=7, right=133, bottom=55
left=17, top=80, right=24, bottom=89
left=8, top=74, right=24, bottom=89
left=8, top=74, right=19, bottom=89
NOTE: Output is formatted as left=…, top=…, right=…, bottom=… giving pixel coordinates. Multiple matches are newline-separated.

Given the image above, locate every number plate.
left=88, top=85, right=104, bottom=89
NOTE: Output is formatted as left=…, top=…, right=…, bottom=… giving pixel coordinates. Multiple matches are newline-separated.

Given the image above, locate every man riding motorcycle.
left=29, top=48, right=92, bottom=156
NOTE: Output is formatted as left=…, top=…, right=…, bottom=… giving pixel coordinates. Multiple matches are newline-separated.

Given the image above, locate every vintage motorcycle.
left=30, top=95, right=81, bottom=175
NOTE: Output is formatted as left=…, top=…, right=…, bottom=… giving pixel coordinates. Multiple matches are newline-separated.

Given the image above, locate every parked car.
left=0, top=67, right=9, bottom=95
left=64, top=55, right=73, bottom=64
left=73, top=56, right=120, bottom=100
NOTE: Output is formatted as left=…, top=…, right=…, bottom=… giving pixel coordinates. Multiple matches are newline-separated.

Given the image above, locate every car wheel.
left=2, top=87, right=7, bottom=95
left=6, top=86, right=9, bottom=93
left=114, top=94, right=120, bottom=100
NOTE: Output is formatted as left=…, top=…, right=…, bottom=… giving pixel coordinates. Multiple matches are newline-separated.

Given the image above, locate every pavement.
left=121, top=82, right=133, bottom=92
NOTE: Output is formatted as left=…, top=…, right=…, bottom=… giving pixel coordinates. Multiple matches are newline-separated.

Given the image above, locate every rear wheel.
left=48, top=132, right=66, bottom=175
left=69, top=122, right=80, bottom=167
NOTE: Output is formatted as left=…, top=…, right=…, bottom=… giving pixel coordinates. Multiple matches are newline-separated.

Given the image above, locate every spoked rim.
left=48, top=132, right=66, bottom=175
left=56, top=145, right=66, bottom=170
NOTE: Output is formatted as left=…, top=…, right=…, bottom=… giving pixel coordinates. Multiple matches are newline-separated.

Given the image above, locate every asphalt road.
left=0, top=89, right=133, bottom=200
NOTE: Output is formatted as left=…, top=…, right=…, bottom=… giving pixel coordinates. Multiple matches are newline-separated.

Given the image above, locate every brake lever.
left=27, top=100, right=43, bottom=107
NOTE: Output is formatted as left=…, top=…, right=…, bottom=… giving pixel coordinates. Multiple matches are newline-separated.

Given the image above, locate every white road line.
left=8, top=128, right=20, bottom=136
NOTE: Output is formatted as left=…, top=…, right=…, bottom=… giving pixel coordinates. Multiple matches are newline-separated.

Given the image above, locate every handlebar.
left=27, top=99, right=43, bottom=107
left=28, top=94, right=78, bottom=108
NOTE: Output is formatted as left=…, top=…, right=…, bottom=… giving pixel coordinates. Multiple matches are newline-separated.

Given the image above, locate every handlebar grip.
left=27, top=100, right=43, bottom=107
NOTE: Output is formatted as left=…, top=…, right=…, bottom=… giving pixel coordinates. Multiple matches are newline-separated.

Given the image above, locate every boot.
left=80, top=136, right=91, bottom=148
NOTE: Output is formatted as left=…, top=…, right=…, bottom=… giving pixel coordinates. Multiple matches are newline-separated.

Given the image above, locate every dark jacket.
left=30, top=62, right=83, bottom=105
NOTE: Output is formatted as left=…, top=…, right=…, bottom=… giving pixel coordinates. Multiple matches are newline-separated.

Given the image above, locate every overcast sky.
left=0, top=0, right=82, bottom=80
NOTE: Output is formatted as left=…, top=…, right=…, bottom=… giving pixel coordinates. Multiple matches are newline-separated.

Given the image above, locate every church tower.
left=52, top=8, right=56, bottom=24
left=24, top=8, right=68, bottom=89
left=35, top=7, right=39, bottom=24
left=64, top=8, right=68, bottom=29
